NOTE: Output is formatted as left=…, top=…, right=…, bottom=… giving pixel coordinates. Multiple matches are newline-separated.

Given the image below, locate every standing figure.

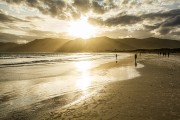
left=135, top=54, right=137, bottom=67
left=116, top=54, right=117, bottom=63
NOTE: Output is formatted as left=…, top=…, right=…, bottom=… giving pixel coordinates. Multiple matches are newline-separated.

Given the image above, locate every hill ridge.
left=0, top=37, right=180, bottom=52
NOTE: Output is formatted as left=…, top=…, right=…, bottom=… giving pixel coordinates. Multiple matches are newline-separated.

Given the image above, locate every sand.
left=2, top=54, right=180, bottom=120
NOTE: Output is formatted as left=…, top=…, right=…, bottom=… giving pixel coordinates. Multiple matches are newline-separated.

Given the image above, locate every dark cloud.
left=72, top=0, right=117, bottom=16
left=2, top=0, right=76, bottom=19
left=105, top=15, right=141, bottom=26
left=142, top=9, right=180, bottom=20
left=158, top=27, right=171, bottom=35
left=143, top=24, right=161, bottom=31
left=0, top=10, right=27, bottom=23
left=89, top=14, right=141, bottom=26
left=120, top=0, right=142, bottom=9
left=43, top=0, right=67, bottom=18
left=73, top=0, right=90, bottom=13
left=91, top=0, right=117, bottom=14
left=0, top=12, right=15, bottom=22
left=89, top=9, right=180, bottom=27
left=155, top=15, right=180, bottom=36
left=161, top=15, right=180, bottom=27
left=26, top=0, right=38, bottom=7
left=3, top=0, right=117, bottom=20
left=4, top=0, right=22, bottom=4
left=91, top=1, right=106, bottom=14
left=4, top=0, right=72, bottom=19
left=2, top=0, right=180, bottom=21
left=122, top=0, right=129, bottom=4
left=89, top=9, right=180, bottom=39
left=25, top=16, right=44, bottom=21
left=171, top=31, right=180, bottom=35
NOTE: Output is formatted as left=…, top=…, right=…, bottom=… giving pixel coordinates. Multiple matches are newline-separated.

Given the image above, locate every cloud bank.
left=0, top=0, right=180, bottom=42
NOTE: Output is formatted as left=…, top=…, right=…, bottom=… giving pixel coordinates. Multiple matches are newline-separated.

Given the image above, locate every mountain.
left=1, top=37, right=180, bottom=52
left=0, top=42, right=19, bottom=52
left=58, top=37, right=134, bottom=52
left=117, top=37, right=180, bottom=49
left=58, top=37, right=180, bottom=52
left=8, top=38, right=69, bottom=52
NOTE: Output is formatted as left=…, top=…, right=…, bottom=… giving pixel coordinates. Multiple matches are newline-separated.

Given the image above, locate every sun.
left=68, top=17, right=97, bottom=39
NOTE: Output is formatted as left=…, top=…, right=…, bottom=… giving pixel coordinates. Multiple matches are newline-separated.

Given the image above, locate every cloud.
left=141, top=9, right=180, bottom=20
left=73, top=0, right=90, bottom=13
left=89, top=9, right=180, bottom=27
left=0, top=10, right=27, bottom=23
left=1, top=0, right=180, bottom=40
left=154, top=15, right=180, bottom=36
left=171, top=31, right=180, bottom=35
left=25, top=16, right=44, bottom=21
left=106, top=15, right=140, bottom=26
left=2, top=0, right=78, bottom=19
left=143, top=24, right=161, bottom=31
left=4, top=0, right=71, bottom=19
left=91, top=0, right=117, bottom=14
left=91, top=1, right=106, bottom=14
left=161, top=15, right=180, bottom=27
left=158, top=27, right=171, bottom=35
left=89, top=8, right=180, bottom=40
left=89, top=15, right=141, bottom=27
left=2, top=0, right=118, bottom=20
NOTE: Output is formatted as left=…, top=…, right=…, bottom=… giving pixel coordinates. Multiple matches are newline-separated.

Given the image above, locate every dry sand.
left=3, top=54, right=180, bottom=120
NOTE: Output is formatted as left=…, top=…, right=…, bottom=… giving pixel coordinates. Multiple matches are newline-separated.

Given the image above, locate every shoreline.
left=42, top=54, right=180, bottom=120
left=2, top=54, right=180, bottom=120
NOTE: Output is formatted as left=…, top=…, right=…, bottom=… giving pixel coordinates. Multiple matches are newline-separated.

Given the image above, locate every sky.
left=0, top=0, right=180, bottom=43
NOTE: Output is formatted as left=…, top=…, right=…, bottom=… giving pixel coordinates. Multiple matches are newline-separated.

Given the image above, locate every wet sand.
left=2, top=54, right=180, bottom=120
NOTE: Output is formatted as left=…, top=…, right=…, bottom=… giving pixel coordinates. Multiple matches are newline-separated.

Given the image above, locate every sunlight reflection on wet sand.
left=75, top=61, right=92, bottom=91
left=0, top=53, right=144, bottom=118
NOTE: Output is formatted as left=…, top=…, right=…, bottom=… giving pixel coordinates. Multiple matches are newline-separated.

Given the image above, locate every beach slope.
left=3, top=54, right=180, bottom=120
left=42, top=55, right=180, bottom=120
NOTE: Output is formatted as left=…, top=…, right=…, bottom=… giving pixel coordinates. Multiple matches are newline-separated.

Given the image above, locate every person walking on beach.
left=135, top=54, right=137, bottom=67
left=116, top=54, right=117, bottom=63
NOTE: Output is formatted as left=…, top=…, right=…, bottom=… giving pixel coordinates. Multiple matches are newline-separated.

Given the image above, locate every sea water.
left=0, top=53, right=141, bottom=117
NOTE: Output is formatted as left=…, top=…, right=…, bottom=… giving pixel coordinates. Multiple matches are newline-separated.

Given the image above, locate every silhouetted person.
left=168, top=52, right=170, bottom=57
left=115, top=54, right=117, bottom=63
left=135, top=54, right=137, bottom=61
left=135, top=54, right=137, bottom=67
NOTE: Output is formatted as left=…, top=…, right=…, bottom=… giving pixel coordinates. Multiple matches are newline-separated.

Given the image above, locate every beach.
left=1, top=53, right=180, bottom=120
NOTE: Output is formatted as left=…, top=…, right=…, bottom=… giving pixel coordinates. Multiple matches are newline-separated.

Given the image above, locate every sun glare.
left=68, top=17, right=97, bottom=39
left=75, top=61, right=92, bottom=90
